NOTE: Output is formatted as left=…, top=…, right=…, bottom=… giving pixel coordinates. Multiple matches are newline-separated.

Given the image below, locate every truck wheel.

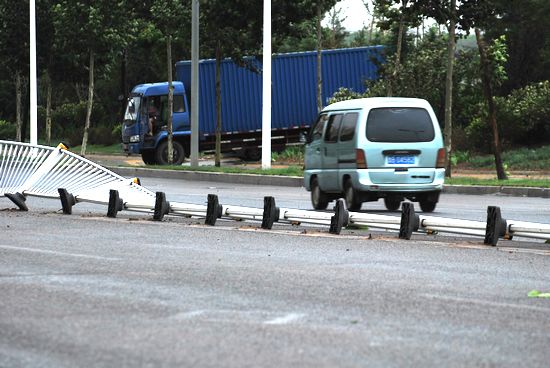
left=311, top=177, right=329, bottom=210
left=344, top=179, right=362, bottom=211
left=384, top=197, right=402, bottom=211
left=155, top=141, right=185, bottom=165
left=141, top=150, right=156, bottom=165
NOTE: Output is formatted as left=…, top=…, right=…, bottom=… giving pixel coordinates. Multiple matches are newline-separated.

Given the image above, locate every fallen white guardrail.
left=1, top=140, right=549, bottom=246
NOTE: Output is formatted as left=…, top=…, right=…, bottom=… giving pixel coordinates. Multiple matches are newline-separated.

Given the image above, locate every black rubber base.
left=5, top=192, right=28, bottom=211
left=58, top=188, right=76, bottom=215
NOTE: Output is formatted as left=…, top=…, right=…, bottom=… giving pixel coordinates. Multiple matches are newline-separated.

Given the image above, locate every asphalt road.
left=1, top=180, right=549, bottom=367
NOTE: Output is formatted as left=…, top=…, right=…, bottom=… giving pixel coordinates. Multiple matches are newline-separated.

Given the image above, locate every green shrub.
left=51, top=102, right=87, bottom=144
left=497, top=81, right=550, bottom=146
left=0, top=120, right=16, bottom=140
left=89, top=125, right=119, bottom=145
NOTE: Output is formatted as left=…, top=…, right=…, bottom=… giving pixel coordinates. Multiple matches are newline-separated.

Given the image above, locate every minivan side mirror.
left=300, top=132, right=310, bottom=144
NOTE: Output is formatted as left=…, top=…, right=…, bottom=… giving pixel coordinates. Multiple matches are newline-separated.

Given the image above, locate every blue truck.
left=121, top=46, right=382, bottom=165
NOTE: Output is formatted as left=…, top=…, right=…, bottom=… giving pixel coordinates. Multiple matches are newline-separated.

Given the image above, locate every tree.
left=373, top=0, right=422, bottom=96
left=200, top=0, right=332, bottom=165
left=475, top=30, right=507, bottom=180
left=315, top=1, right=340, bottom=112
left=0, top=1, right=29, bottom=141
left=483, top=0, right=550, bottom=94
left=411, top=0, right=459, bottom=177
left=460, top=0, right=508, bottom=179
left=151, top=0, right=190, bottom=164
left=324, top=4, right=348, bottom=49
left=52, top=1, right=131, bottom=156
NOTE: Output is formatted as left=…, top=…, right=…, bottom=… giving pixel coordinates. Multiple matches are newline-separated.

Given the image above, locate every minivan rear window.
left=366, top=108, right=435, bottom=142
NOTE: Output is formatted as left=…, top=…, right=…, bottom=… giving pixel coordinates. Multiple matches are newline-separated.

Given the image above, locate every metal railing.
left=2, top=140, right=549, bottom=246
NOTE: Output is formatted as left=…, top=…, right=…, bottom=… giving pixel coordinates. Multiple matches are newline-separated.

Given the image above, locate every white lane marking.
left=172, top=310, right=207, bottom=320
left=422, top=293, right=550, bottom=312
left=0, top=245, right=121, bottom=261
left=264, top=313, right=305, bottom=325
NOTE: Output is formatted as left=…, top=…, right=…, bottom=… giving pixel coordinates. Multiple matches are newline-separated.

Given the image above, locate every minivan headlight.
left=129, top=134, right=140, bottom=143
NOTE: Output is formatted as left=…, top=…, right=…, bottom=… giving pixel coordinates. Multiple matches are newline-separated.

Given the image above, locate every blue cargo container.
left=122, top=46, right=383, bottom=165
left=176, top=46, right=382, bottom=135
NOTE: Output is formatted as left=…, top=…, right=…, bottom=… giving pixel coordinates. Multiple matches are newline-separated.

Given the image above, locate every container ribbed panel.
left=176, top=46, right=383, bottom=135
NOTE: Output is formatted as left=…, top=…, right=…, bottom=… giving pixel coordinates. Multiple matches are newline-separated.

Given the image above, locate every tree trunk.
left=368, top=16, right=375, bottom=44
left=475, top=28, right=507, bottom=180
left=316, top=4, right=323, bottom=113
left=167, top=35, right=174, bottom=165
left=81, top=50, right=94, bottom=157
left=15, top=71, right=22, bottom=141
left=215, top=41, right=222, bottom=167
left=444, top=0, right=456, bottom=178
left=45, top=71, right=53, bottom=145
left=120, top=48, right=128, bottom=120
left=388, top=16, right=405, bottom=96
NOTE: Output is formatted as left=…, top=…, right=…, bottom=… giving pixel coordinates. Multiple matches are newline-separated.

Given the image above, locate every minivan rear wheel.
left=344, top=179, right=362, bottom=211
left=419, top=199, right=437, bottom=213
left=384, top=197, right=401, bottom=211
left=311, top=177, right=329, bottom=210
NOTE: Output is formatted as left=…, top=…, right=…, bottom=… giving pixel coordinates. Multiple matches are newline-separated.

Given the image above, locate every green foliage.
left=271, top=145, right=305, bottom=163
left=450, top=150, right=471, bottom=167
left=455, top=145, right=550, bottom=171
left=0, top=120, right=16, bottom=140
left=487, top=35, right=508, bottom=87
left=328, top=87, right=365, bottom=104
left=329, top=34, right=482, bottom=130
left=446, top=177, right=550, bottom=188
left=496, top=81, right=550, bottom=146
left=154, top=164, right=304, bottom=177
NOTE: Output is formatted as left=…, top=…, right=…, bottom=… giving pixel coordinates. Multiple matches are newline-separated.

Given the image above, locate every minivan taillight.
left=356, top=149, right=368, bottom=169
left=436, top=148, right=446, bottom=168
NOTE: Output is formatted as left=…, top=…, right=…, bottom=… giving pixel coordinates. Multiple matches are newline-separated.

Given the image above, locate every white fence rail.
left=1, top=140, right=549, bottom=246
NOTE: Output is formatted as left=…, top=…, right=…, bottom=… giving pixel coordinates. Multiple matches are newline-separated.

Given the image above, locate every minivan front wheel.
left=311, top=177, right=329, bottom=210
left=344, top=179, right=362, bottom=211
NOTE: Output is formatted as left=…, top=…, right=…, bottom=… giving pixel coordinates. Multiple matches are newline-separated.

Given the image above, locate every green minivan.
left=304, top=97, right=445, bottom=212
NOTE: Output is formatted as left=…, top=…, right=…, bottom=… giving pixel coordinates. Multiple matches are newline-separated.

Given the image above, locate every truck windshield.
left=124, top=96, right=141, bottom=121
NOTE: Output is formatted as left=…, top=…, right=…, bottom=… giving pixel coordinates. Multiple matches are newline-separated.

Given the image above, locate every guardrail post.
left=4, top=192, right=28, bottom=211
left=330, top=199, right=349, bottom=235
left=399, top=202, right=419, bottom=240
left=261, top=196, right=279, bottom=229
left=153, top=192, right=170, bottom=221
left=107, top=189, right=124, bottom=218
left=58, top=188, right=76, bottom=214
left=206, top=194, right=222, bottom=226
left=484, top=206, right=507, bottom=246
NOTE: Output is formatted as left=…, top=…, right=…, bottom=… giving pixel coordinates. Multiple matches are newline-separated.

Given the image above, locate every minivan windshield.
left=366, top=107, right=435, bottom=142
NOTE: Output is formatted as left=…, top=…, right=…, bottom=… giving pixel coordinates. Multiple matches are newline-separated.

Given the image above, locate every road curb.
left=109, top=166, right=550, bottom=198
left=110, top=166, right=303, bottom=187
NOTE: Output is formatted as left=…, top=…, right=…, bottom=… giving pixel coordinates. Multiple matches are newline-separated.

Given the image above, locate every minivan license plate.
left=388, top=155, right=414, bottom=165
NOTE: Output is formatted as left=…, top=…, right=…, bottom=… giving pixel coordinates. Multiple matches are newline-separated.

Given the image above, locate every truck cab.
left=121, top=82, right=190, bottom=165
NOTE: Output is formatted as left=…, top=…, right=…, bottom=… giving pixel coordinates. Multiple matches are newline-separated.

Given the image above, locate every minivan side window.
left=339, top=112, right=358, bottom=142
left=366, top=107, right=435, bottom=142
left=324, top=114, right=343, bottom=143
left=309, top=114, right=328, bottom=142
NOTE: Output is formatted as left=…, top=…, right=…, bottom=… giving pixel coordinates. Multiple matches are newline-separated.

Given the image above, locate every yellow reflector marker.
left=132, top=177, right=141, bottom=186
left=57, top=142, right=69, bottom=150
